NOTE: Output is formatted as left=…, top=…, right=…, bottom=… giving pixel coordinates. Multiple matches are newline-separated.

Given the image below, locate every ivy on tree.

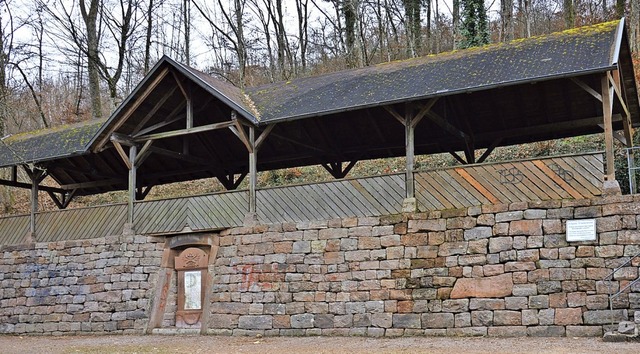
left=459, top=0, right=489, bottom=49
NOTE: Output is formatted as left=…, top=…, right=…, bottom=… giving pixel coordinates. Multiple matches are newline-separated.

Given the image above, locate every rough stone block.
left=455, top=313, right=471, bottom=328
left=565, top=326, right=603, bottom=337
left=617, top=321, right=635, bottom=334
left=555, top=308, right=583, bottom=325
left=438, top=242, right=468, bottom=256
left=527, top=326, right=565, bottom=337
left=392, top=314, right=421, bottom=329
left=422, top=313, right=454, bottom=328
left=290, top=314, right=315, bottom=328
left=238, top=315, right=272, bottom=330
left=464, top=227, right=493, bottom=240
left=528, top=295, right=549, bottom=309
left=493, top=311, right=522, bottom=326
left=583, top=310, right=627, bottom=325
left=471, top=311, right=493, bottom=326
left=450, top=273, right=513, bottom=299
left=489, top=237, right=512, bottom=253
left=509, top=220, right=542, bottom=236
left=496, top=211, right=523, bottom=223
left=442, top=299, right=469, bottom=313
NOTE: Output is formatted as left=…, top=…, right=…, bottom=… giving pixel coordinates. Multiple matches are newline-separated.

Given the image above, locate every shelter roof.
left=246, top=20, right=629, bottom=123
left=0, top=120, right=104, bottom=168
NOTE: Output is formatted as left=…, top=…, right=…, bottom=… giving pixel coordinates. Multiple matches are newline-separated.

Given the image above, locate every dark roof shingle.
left=246, top=21, right=620, bottom=123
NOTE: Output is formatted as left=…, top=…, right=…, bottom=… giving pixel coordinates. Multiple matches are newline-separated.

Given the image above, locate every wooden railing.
left=0, top=152, right=604, bottom=244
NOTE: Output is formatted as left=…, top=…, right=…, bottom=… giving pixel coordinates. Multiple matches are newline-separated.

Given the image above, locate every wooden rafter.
left=570, top=77, right=602, bottom=102
left=94, top=67, right=169, bottom=151
left=133, top=102, right=187, bottom=137
left=130, top=86, right=179, bottom=135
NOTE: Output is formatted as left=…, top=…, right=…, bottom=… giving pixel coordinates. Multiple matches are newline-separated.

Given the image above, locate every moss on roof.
left=0, top=119, right=105, bottom=167
left=246, top=20, right=620, bottom=123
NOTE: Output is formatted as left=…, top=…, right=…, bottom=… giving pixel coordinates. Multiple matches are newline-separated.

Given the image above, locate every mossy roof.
left=246, top=20, right=622, bottom=123
left=0, top=120, right=105, bottom=168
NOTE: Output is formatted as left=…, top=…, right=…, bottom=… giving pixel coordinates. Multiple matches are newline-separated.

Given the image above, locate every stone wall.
left=0, top=234, right=163, bottom=334
left=208, top=195, right=640, bottom=337
left=1, top=195, right=640, bottom=337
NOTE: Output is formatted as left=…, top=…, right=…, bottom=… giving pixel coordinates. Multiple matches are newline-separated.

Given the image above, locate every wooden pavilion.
left=0, top=19, right=638, bottom=243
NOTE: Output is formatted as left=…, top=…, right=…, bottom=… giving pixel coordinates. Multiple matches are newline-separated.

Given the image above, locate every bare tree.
left=194, top=0, right=249, bottom=87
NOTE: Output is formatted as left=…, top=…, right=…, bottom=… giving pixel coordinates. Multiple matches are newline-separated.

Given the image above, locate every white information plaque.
left=566, top=219, right=597, bottom=242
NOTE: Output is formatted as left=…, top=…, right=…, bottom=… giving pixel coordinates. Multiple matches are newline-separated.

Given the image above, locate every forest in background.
left=0, top=0, right=638, bottom=214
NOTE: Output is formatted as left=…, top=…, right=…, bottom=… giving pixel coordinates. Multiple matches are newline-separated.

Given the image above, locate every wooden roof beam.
left=130, top=85, right=179, bottom=135
left=570, top=77, right=602, bottom=102
left=133, top=103, right=187, bottom=137
left=0, top=178, right=65, bottom=194
left=133, top=120, right=235, bottom=142
left=94, top=67, right=169, bottom=151
left=425, top=111, right=470, bottom=141
left=60, top=178, right=124, bottom=190
left=477, top=114, right=622, bottom=141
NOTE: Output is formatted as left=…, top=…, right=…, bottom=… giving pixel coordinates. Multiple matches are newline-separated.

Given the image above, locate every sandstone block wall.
left=0, top=235, right=163, bottom=334
left=208, top=196, right=640, bottom=337
left=1, top=195, right=639, bottom=337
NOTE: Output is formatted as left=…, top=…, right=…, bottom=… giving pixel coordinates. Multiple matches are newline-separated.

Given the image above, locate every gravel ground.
left=0, top=335, right=638, bottom=354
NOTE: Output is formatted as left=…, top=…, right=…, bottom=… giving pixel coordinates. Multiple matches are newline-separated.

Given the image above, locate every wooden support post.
left=27, top=168, right=46, bottom=241
left=405, top=108, right=415, bottom=199
left=601, top=73, right=622, bottom=196
left=601, top=75, right=615, bottom=182
left=128, top=145, right=138, bottom=224
left=30, top=174, right=39, bottom=240
left=249, top=126, right=257, bottom=214
left=403, top=105, right=417, bottom=212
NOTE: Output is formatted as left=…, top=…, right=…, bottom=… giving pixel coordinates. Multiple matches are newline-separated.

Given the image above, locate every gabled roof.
left=246, top=20, right=627, bottom=123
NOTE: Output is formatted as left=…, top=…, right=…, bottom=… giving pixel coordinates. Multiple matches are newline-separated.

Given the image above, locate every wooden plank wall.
left=257, top=174, right=406, bottom=223
left=0, top=153, right=604, bottom=244
left=0, top=215, right=29, bottom=245
left=134, top=191, right=248, bottom=235
left=415, top=153, right=603, bottom=211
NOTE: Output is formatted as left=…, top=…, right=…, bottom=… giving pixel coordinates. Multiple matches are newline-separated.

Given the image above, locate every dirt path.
left=0, top=335, right=637, bottom=354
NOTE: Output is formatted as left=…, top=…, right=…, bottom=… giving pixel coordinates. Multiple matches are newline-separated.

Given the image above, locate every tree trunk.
left=563, top=0, right=574, bottom=28
left=80, top=0, right=102, bottom=119
left=501, top=0, right=514, bottom=41
left=144, top=0, right=154, bottom=73
left=343, top=0, right=359, bottom=67
left=630, top=0, right=639, bottom=53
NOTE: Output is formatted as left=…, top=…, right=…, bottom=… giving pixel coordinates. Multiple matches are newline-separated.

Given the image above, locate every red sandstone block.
left=555, top=308, right=583, bottom=325
left=509, top=220, right=542, bottom=236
